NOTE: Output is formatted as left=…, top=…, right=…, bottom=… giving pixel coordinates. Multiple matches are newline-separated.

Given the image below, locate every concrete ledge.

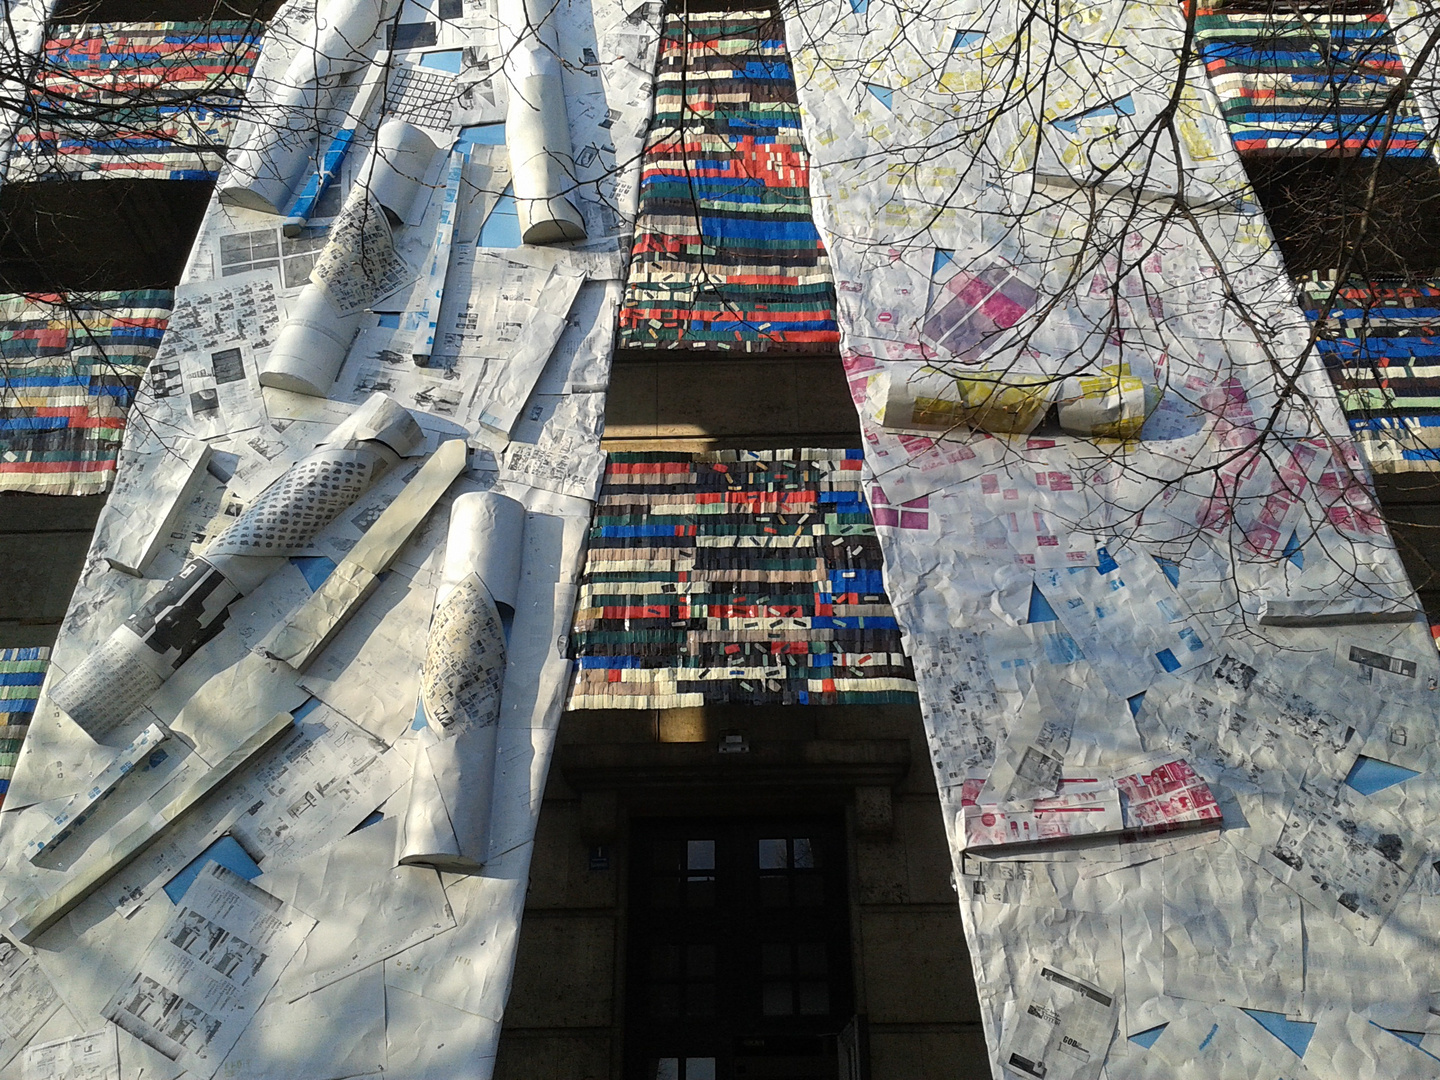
left=559, top=737, right=911, bottom=794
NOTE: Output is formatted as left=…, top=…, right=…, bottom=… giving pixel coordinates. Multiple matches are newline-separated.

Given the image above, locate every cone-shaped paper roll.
left=398, top=724, right=465, bottom=864
left=397, top=717, right=500, bottom=870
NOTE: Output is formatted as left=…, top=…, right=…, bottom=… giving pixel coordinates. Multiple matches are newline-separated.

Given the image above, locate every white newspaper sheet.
left=131, top=272, right=279, bottom=442
left=266, top=818, right=456, bottom=1002
left=102, top=864, right=314, bottom=1080
left=982, top=680, right=1070, bottom=804
left=19, top=1029, right=118, bottom=1080
left=1161, top=845, right=1301, bottom=1012
left=0, top=939, right=64, bottom=1070
left=229, top=702, right=410, bottom=869
left=1248, top=782, right=1422, bottom=944
left=999, top=965, right=1118, bottom=1080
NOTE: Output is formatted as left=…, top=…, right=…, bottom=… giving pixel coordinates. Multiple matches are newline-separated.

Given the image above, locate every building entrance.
left=624, top=816, right=854, bottom=1080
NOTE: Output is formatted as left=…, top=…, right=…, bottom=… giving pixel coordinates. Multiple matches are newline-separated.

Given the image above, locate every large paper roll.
left=364, top=119, right=438, bottom=225
left=50, top=395, right=421, bottom=740
left=879, top=362, right=1160, bottom=439
left=498, top=0, right=588, bottom=244
left=878, top=365, right=1061, bottom=437
left=256, top=284, right=363, bottom=398
left=396, top=492, right=527, bottom=870
left=260, top=121, right=438, bottom=396
left=221, top=0, right=399, bottom=214
left=1054, top=365, right=1161, bottom=439
left=441, top=491, right=527, bottom=612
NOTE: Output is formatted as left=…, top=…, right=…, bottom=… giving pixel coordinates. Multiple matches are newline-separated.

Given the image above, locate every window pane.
left=655, top=1058, right=679, bottom=1080
left=797, top=942, right=827, bottom=976
left=798, top=981, right=830, bottom=1016
left=758, top=838, right=788, bottom=869
left=762, top=981, right=794, bottom=1016
left=687, top=944, right=716, bottom=978
left=650, top=944, right=681, bottom=979
left=687, top=839, right=715, bottom=871
left=794, top=875, right=825, bottom=907
left=761, top=942, right=792, bottom=976
left=792, top=836, right=816, bottom=868
left=685, top=1059, right=717, bottom=1080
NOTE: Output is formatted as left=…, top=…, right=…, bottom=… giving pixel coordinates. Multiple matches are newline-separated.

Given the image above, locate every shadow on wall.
left=0, top=181, right=214, bottom=292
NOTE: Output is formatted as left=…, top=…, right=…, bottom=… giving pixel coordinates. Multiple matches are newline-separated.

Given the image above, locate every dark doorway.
left=624, top=816, right=854, bottom=1079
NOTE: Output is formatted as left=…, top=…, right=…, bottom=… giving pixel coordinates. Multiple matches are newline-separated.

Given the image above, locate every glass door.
left=625, top=817, right=853, bottom=1079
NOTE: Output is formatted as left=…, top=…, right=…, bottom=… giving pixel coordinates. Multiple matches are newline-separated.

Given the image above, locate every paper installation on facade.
left=2, top=0, right=1440, bottom=1075
left=0, top=0, right=660, bottom=1073
left=618, top=8, right=841, bottom=352
left=7, top=21, right=263, bottom=182
left=0, top=291, right=173, bottom=494
left=777, top=0, right=1440, bottom=1077
left=569, top=449, right=917, bottom=709
left=1301, top=271, right=1440, bottom=475
left=1193, top=2, right=1426, bottom=157
left=774, top=0, right=1440, bottom=1070
left=0, top=650, right=48, bottom=814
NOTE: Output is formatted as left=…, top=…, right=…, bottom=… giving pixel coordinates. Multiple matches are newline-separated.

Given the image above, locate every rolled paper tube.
left=49, top=558, right=251, bottom=741
left=281, top=56, right=391, bottom=234
left=4, top=712, right=294, bottom=945
left=1055, top=366, right=1159, bottom=439
left=26, top=722, right=169, bottom=862
left=396, top=491, right=527, bottom=869
left=102, top=438, right=213, bottom=577
left=952, top=374, right=1059, bottom=435
left=879, top=366, right=1059, bottom=437
left=257, top=283, right=362, bottom=397
left=260, top=121, right=437, bottom=396
left=442, top=490, right=527, bottom=612
left=322, top=385, right=426, bottom=453
left=257, top=439, right=470, bottom=671
left=498, top=0, right=588, bottom=244
left=221, top=0, right=398, bottom=214
left=398, top=717, right=498, bottom=870
left=50, top=395, right=420, bottom=741
left=364, top=119, right=439, bottom=225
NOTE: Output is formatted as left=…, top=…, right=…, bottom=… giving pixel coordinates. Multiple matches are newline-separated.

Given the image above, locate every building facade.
left=2, top=0, right=1440, bottom=1078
